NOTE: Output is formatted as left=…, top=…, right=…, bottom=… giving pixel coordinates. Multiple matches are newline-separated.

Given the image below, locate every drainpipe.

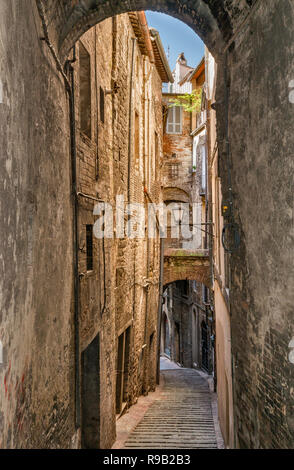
left=142, top=238, right=150, bottom=395
left=128, top=37, right=137, bottom=203
left=36, top=0, right=81, bottom=428
left=68, top=49, right=81, bottom=428
left=156, top=238, right=164, bottom=385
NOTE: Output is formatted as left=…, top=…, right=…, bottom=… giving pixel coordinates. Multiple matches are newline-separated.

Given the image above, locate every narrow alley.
left=0, top=0, right=293, bottom=454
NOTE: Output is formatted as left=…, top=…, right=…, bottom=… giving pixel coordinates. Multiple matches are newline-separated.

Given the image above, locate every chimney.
left=177, top=52, right=187, bottom=66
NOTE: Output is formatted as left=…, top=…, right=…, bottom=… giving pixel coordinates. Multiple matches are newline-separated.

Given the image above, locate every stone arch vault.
left=39, top=0, right=258, bottom=62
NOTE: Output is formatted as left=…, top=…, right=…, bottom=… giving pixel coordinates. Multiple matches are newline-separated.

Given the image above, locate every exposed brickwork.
left=73, top=14, right=163, bottom=447
left=164, top=253, right=210, bottom=287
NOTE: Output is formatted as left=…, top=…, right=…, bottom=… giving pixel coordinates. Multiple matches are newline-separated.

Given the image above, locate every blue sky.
left=145, top=11, right=204, bottom=72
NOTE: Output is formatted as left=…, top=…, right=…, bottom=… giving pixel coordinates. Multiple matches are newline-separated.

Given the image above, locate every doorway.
left=81, top=333, right=100, bottom=449
left=201, top=321, right=209, bottom=372
left=174, top=322, right=180, bottom=364
left=116, top=326, right=131, bottom=415
left=163, top=314, right=171, bottom=357
left=192, top=309, right=198, bottom=367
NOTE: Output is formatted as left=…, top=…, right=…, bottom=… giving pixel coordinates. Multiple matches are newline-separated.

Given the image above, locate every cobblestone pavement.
left=124, top=367, right=224, bottom=449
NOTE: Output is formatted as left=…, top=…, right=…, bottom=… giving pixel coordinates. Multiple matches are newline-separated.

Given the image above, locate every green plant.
left=169, top=88, right=202, bottom=113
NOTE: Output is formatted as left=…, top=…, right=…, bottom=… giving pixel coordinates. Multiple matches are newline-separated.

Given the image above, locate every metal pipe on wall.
left=127, top=37, right=137, bottom=203
left=156, top=238, right=165, bottom=385
left=67, top=47, right=81, bottom=429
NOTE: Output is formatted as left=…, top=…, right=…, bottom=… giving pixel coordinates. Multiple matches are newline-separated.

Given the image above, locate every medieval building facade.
left=73, top=11, right=173, bottom=449
left=74, top=12, right=173, bottom=449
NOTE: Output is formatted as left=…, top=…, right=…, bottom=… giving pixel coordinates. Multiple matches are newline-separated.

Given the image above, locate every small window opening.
left=100, top=86, right=105, bottom=123
left=86, top=225, right=93, bottom=271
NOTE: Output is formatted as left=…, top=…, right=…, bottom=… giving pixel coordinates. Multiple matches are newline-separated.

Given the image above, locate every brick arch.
left=163, top=187, right=190, bottom=204
left=36, top=0, right=251, bottom=62
left=164, top=253, right=210, bottom=287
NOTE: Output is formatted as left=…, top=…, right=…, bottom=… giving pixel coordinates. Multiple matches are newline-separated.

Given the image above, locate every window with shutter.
left=166, top=106, right=182, bottom=134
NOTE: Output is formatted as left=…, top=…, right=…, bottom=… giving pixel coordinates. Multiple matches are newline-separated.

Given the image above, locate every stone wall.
left=73, top=14, right=163, bottom=447
left=216, top=0, right=294, bottom=449
left=0, top=0, right=75, bottom=448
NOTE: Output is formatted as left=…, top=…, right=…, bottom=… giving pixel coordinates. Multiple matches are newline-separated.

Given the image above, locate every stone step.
left=124, top=369, right=220, bottom=450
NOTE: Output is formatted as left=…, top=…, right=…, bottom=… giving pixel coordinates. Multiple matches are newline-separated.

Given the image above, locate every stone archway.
left=39, top=0, right=230, bottom=60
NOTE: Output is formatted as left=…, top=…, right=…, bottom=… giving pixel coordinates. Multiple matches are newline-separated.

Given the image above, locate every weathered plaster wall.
left=0, top=1, right=75, bottom=448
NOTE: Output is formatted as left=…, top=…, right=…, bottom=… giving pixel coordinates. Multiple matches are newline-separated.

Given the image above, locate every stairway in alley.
left=124, top=367, right=220, bottom=449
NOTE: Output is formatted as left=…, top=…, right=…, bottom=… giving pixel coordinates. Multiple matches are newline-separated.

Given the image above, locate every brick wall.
left=74, top=13, right=163, bottom=447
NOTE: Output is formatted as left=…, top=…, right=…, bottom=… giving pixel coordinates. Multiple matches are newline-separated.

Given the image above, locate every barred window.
left=169, top=163, right=179, bottom=179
